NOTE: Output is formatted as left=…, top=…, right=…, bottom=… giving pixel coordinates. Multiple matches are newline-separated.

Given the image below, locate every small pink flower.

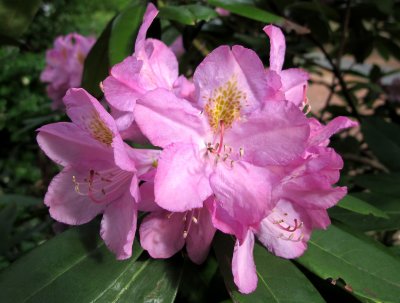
left=103, top=3, right=195, bottom=141
left=37, top=88, right=149, bottom=259
left=215, top=7, right=230, bottom=17
left=41, top=34, right=95, bottom=109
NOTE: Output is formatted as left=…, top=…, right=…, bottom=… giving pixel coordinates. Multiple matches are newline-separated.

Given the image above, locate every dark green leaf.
left=109, top=2, right=147, bottom=65
left=214, top=233, right=324, bottom=302
left=159, top=5, right=217, bottom=25
left=81, top=19, right=113, bottom=97
left=297, top=224, right=400, bottom=302
left=354, top=173, right=400, bottom=197
left=0, top=0, right=42, bottom=38
left=0, top=194, right=41, bottom=207
left=362, top=117, right=400, bottom=171
left=0, top=203, right=18, bottom=253
left=0, top=222, right=143, bottom=302
left=208, top=0, right=282, bottom=24
left=337, top=195, right=388, bottom=218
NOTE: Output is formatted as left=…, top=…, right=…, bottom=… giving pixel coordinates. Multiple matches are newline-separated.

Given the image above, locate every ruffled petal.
left=186, top=207, right=216, bottom=264
left=194, top=45, right=267, bottom=114
left=134, top=88, right=208, bottom=148
left=280, top=68, right=309, bottom=106
left=225, top=100, right=309, bottom=166
left=139, top=211, right=185, bottom=259
left=210, top=161, right=272, bottom=234
left=100, top=190, right=137, bottom=260
left=232, top=231, right=258, bottom=294
left=154, top=143, right=212, bottom=212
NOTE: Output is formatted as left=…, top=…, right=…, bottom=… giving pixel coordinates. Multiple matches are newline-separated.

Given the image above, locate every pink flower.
left=37, top=88, right=142, bottom=259
left=215, top=7, right=230, bottom=17
left=134, top=43, right=310, bottom=251
left=103, top=3, right=195, bottom=141
left=139, top=185, right=216, bottom=264
left=264, top=25, right=309, bottom=108
left=169, top=35, right=185, bottom=58
left=41, top=34, right=95, bottom=109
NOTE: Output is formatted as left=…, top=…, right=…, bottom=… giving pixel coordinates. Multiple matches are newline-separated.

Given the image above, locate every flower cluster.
left=37, top=4, right=357, bottom=294
left=41, top=33, right=95, bottom=109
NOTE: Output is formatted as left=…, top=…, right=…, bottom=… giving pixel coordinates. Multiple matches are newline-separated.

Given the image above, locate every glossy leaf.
left=159, top=4, right=217, bottom=25
left=329, top=192, right=400, bottom=232
left=362, top=116, right=400, bottom=171
left=0, top=221, right=143, bottom=303
left=297, top=224, right=400, bottom=302
left=214, top=233, right=324, bottom=302
left=337, top=195, right=388, bottom=218
left=109, top=1, right=147, bottom=65
left=81, top=18, right=113, bottom=97
left=0, top=0, right=42, bottom=39
left=208, top=0, right=282, bottom=23
left=354, top=173, right=400, bottom=197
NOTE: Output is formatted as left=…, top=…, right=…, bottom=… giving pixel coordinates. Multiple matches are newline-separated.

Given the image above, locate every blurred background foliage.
left=0, top=0, right=400, bottom=302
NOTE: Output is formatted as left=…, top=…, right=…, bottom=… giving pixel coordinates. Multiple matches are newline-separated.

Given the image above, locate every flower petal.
left=210, top=161, right=272, bottom=234
left=135, top=3, right=158, bottom=50
left=100, top=190, right=137, bottom=260
left=134, top=88, right=207, bottom=148
left=139, top=211, right=185, bottom=259
left=137, top=181, right=162, bottom=212
left=194, top=45, right=267, bottom=114
left=280, top=68, right=309, bottom=106
left=44, top=167, right=105, bottom=225
left=264, top=25, right=285, bottom=72
left=232, top=231, right=257, bottom=294
left=154, top=143, right=212, bottom=212
left=186, top=207, right=216, bottom=264
left=37, top=122, right=110, bottom=167
left=256, top=199, right=311, bottom=259
left=226, top=100, right=309, bottom=166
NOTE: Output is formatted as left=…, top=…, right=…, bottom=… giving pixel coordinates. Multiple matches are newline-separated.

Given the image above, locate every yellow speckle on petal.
left=204, top=77, right=246, bottom=132
left=88, top=112, right=113, bottom=146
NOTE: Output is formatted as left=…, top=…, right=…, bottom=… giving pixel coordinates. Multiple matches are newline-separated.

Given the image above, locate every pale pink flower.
left=103, top=3, right=195, bottom=140
left=134, top=42, right=310, bottom=260
left=264, top=25, right=309, bottom=108
left=41, top=34, right=95, bottom=109
left=215, top=7, right=230, bottom=17
left=169, top=35, right=185, bottom=58
left=36, top=88, right=154, bottom=259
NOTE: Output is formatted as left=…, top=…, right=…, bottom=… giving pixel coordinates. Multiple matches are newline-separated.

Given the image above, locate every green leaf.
left=214, top=233, right=324, bottom=302
left=297, top=224, right=400, bottom=302
left=0, top=194, right=41, bottom=207
left=0, top=221, right=143, bottom=302
left=329, top=192, right=400, bottom=231
left=354, top=173, right=400, bottom=197
left=159, top=5, right=217, bottom=25
left=362, top=117, right=400, bottom=171
left=109, top=2, right=147, bottom=65
left=337, top=195, right=388, bottom=218
left=0, top=203, right=18, bottom=253
left=81, top=18, right=113, bottom=97
left=208, top=0, right=282, bottom=23
left=0, top=0, right=42, bottom=39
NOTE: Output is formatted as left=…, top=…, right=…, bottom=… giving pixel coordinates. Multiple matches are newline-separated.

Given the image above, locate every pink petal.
left=134, top=88, right=208, bottom=148
left=210, top=161, right=272, bottom=234
left=135, top=3, right=158, bottom=51
left=137, top=181, right=162, bottom=212
left=186, top=207, right=216, bottom=264
left=126, top=147, right=161, bottom=177
left=139, top=211, right=185, bottom=259
left=256, top=199, right=311, bottom=259
left=225, top=100, right=309, bottom=166
left=103, top=56, right=144, bottom=113
left=100, top=190, right=137, bottom=260
left=307, top=209, right=331, bottom=229
left=194, top=45, right=267, bottom=114
left=44, top=167, right=105, bottom=225
left=264, top=25, right=286, bottom=72
left=280, top=68, right=309, bottom=106
left=155, top=143, right=212, bottom=212
left=308, top=116, right=358, bottom=147
left=37, top=122, right=110, bottom=167
left=232, top=231, right=258, bottom=294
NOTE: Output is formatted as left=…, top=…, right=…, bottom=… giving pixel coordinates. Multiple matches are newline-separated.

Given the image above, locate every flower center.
left=72, top=168, right=131, bottom=203
left=204, top=77, right=246, bottom=132
left=270, top=210, right=304, bottom=242
left=88, top=112, right=114, bottom=146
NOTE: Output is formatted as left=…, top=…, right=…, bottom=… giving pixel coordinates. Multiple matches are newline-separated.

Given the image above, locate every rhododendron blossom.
left=41, top=34, right=95, bottom=109
left=37, top=88, right=156, bottom=259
